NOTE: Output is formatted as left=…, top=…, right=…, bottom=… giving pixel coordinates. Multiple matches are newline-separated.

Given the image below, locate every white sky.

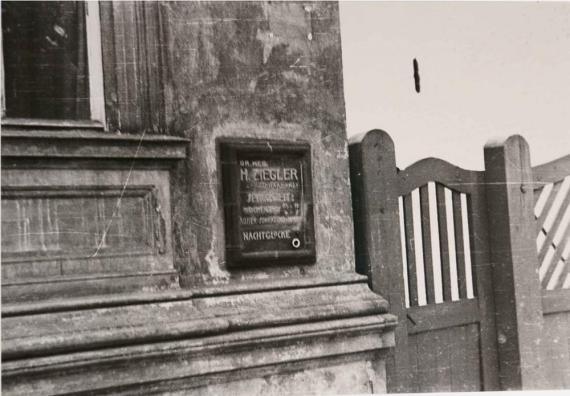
left=339, top=1, right=570, bottom=170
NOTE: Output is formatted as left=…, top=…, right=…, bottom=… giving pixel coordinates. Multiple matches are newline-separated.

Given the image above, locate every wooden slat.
left=452, top=191, right=468, bottom=299
left=406, top=299, right=480, bottom=334
left=533, top=186, right=543, bottom=207
left=464, top=195, right=478, bottom=298
left=532, top=154, right=570, bottom=185
left=540, top=222, right=570, bottom=288
left=397, top=158, right=482, bottom=196
left=538, top=188, right=570, bottom=264
left=420, top=185, right=435, bottom=304
left=404, top=193, right=419, bottom=306
left=548, top=259, right=569, bottom=290
left=436, top=184, right=452, bottom=302
left=541, top=248, right=563, bottom=289
left=536, top=181, right=561, bottom=234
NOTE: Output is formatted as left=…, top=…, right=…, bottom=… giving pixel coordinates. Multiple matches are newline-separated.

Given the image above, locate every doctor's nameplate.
left=221, top=140, right=316, bottom=266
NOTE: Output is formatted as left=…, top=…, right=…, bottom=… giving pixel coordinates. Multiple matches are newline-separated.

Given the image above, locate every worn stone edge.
left=3, top=273, right=368, bottom=317
left=3, top=284, right=390, bottom=359
left=3, top=314, right=397, bottom=374
left=1, top=127, right=188, bottom=159
left=2, top=314, right=396, bottom=395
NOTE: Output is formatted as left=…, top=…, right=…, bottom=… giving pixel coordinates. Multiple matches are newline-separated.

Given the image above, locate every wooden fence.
left=349, top=130, right=570, bottom=392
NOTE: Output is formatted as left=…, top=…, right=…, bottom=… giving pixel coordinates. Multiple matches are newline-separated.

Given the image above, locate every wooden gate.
left=349, top=130, right=570, bottom=392
left=349, top=130, right=499, bottom=392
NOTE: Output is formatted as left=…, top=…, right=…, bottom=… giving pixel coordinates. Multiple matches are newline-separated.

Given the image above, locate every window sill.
left=2, top=118, right=105, bottom=130
left=1, top=122, right=188, bottom=160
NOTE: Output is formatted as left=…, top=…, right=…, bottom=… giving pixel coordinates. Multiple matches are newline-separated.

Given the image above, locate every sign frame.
left=220, top=138, right=316, bottom=267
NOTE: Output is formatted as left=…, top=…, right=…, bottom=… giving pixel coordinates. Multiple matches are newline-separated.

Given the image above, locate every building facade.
left=1, top=2, right=396, bottom=394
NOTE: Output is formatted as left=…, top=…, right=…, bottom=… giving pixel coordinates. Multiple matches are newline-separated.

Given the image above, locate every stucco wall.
left=153, top=1, right=353, bottom=285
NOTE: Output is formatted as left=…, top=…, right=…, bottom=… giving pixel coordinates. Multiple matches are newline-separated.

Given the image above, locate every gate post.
left=349, top=130, right=411, bottom=392
left=484, top=135, right=545, bottom=390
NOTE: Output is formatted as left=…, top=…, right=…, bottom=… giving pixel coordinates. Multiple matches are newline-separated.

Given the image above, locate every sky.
left=339, top=1, right=570, bottom=170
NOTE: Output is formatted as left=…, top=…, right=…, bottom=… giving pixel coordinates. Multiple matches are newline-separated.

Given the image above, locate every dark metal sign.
left=220, top=139, right=316, bottom=266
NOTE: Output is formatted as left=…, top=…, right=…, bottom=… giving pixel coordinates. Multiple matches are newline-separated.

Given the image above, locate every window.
left=1, top=1, right=104, bottom=124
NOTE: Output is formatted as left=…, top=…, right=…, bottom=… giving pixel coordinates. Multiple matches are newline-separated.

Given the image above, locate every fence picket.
left=399, top=197, right=411, bottom=307
left=436, top=184, right=453, bottom=302
left=452, top=191, right=468, bottom=299
left=461, top=194, right=475, bottom=298
left=404, top=193, right=419, bottom=306
left=420, top=185, right=436, bottom=304
left=444, top=188, right=460, bottom=301
left=428, top=182, right=445, bottom=303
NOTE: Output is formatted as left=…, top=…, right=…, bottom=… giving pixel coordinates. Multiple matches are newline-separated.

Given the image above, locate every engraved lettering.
left=246, top=192, right=294, bottom=203
left=242, top=230, right=291, bottom=241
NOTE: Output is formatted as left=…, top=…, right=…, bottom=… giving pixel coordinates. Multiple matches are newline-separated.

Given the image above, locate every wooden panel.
left=542, top=289, right=570, bottom=314
left=449, top=324, right=481, bottom=391
left=415, top=329, right=449, bottom=393
left=407, top=299, right=480, bottom=335
left=540, top=311, right=570, bottom=389
left=408, top=324, right=481, bottom=392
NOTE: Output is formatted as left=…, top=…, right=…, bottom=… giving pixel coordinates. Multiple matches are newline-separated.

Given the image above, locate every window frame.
left=1, top=1, right=106, bottom=129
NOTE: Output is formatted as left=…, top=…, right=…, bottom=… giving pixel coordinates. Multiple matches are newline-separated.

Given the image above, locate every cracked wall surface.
left=153, top=1, right=352, bottom=285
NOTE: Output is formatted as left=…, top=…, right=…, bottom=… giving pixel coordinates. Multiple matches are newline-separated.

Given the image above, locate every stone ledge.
left=3, top=314, right=395, bottom=395
left=3, top=273, right=367, bottom=317
left=2, top=282, right=391, bottom=359
left=1, top=126, right=188, bottom=160
left=2, top=281, right=396, bottom=394
left=2, top=271, right=180, bottom=305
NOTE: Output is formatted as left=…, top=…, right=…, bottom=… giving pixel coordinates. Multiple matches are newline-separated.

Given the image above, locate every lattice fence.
left=534, top=175, right=570, bottom=290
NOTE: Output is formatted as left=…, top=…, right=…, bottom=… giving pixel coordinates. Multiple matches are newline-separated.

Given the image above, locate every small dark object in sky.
left=413, top=58, right=420, bottom=93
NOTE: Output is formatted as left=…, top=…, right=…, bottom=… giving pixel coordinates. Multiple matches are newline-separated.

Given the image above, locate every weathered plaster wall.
left=175, top=357, right=386, bottom=395
left=155, top=1, right=352, bottom=285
